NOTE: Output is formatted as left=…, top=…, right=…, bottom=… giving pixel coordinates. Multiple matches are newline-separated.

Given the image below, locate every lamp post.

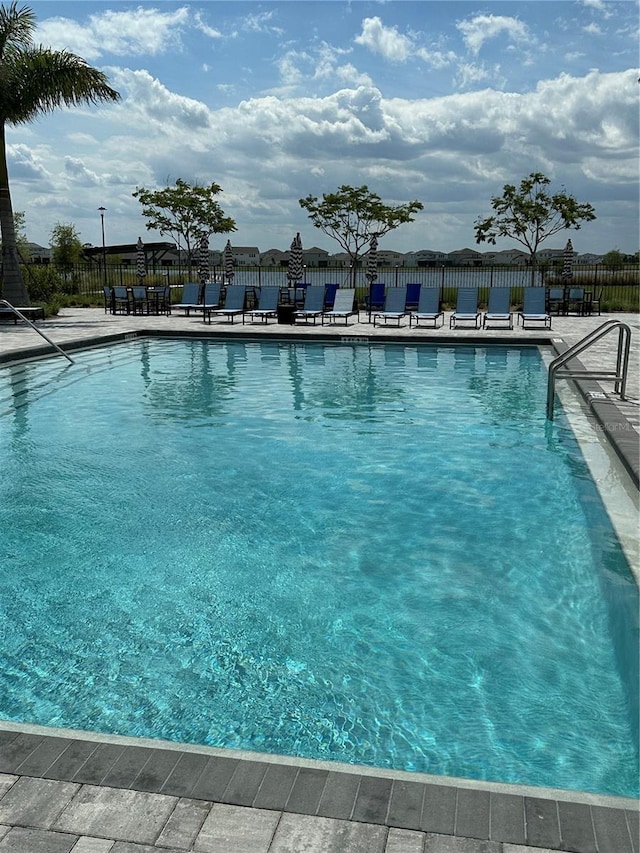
left=98, top=207, right=107, bottom=287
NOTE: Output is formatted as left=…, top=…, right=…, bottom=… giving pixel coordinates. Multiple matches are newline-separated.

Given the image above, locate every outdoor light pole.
left=98, top=207, right=107, bottom=287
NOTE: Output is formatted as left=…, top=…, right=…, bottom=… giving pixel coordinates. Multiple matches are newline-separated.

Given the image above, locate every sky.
left=9, top=0, right=640, bottom=256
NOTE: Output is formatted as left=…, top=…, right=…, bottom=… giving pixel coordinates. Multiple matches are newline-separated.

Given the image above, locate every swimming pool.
left=0, top=338, right=637, bottom=798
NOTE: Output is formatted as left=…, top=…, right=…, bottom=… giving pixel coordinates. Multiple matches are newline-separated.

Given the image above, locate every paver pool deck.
left=0, top=307, right=638, bottom=853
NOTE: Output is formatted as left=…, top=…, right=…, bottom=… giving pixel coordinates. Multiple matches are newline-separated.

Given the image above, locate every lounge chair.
left=482, top=287, right=513, bottom=330
left=174, top=283, right=202, bottom=315
left=405, top=283, right=421, bottom=312
left=409, top=287, right=444, bottom=328
left=194, top=283, right=221, bottom=321
left=519, top=287, right=551, bottom=329
left=365, top=282, right=385, bottom=319
left=449, top=288, right=480, bottom=329
left=205, top=285, right=246, bottom=324
left=322, top=289, right=358, bottom=325
left=294, top=285, right=325, bottom=324
left=373, top=286, right=408, bottom=327
left=243, top=286, right=279, bottom=324
left=324, top=283, right=339, bottom=310
left=566, top=287, right=586, bottom=316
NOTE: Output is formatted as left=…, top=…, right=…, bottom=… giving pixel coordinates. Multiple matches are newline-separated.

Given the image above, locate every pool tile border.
left=0, top=724, right=637, bottom=853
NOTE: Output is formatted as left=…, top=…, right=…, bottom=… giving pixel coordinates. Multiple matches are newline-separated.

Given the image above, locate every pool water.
left=0, top=339, right=637, bottom=798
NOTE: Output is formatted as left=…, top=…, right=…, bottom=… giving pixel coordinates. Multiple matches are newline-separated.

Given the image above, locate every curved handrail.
left=0, top=299, right=74, bottom=364
left=546, top=319, right=631, bottom=419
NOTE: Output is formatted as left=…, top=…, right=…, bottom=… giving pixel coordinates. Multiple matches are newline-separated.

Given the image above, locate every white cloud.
left=583, top=23, right=604, bottom=35
left=457, top=14, right=530, bottom=55
left=355, top=17, right=414, bottom=62
left=36, top=6, right=191, bottom=59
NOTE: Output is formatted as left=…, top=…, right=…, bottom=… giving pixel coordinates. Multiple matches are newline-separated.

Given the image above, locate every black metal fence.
left=20, top=262, right=639, bottom=311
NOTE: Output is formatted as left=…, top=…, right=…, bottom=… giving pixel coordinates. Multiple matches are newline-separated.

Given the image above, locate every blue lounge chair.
left=174, top=283, right=202, bottom=315
left=365, top=282, right=385, bottom=319
left=205, top=285, right=246, bottom=324
left=294, top=285, right=325, bottom=324
left=322, top=289, right=358, bottom=325
left=519, top=287, right=551, bottom=329
left=324, top=283, right=339, bottom=309
left=482, top=287, right=513, bottom=330
left=546, top=287, right=565, bottom=315
left=450, top=288, right=480, bottom=329
left=243, top=286, right=279, bottom=324
left=373, top=287, right=407, bottom=327
left=405, top=283, right=421, bottom=312
left=195, top=283, right=221, bottom=321
left=409, top=287, right=444, bottom=328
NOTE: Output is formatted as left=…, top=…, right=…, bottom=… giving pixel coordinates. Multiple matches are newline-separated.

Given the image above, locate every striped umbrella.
left=287, top=232, right=303, bottom=284
left=224, top=240, right=235, bottom=283
left=562, top=238, right=575, bottom=282
left=136, top=236, right=146, bottom=283
left=197, top=234, right=209, bottom=283
left=365, top=234, right=378, bottom=282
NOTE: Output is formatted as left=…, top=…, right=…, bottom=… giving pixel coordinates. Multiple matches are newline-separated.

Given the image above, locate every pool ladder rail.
left=546, top=319, right=631, bottom=419
left=0, top=298, right=74, bottom=364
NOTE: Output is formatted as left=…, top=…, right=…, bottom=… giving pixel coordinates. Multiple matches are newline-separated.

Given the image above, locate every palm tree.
left=0, top=2, right=119, bottom=304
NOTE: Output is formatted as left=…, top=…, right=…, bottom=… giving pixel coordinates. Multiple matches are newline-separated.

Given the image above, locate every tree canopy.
left=299, top=185, right=423, bottom=283
left=132, top=179, right=236, bottom=271
left=50, top=221, right=83, bottom=272
left=0, top=1, right=120, bottom=304
left=474, top=173, right=596, bottom=278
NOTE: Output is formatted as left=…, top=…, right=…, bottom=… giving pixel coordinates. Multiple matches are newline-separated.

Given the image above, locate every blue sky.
left=10, top=0, right=639, bottom=255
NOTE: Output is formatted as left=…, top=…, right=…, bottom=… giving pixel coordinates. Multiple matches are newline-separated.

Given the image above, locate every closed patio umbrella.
left=197, top=234, right=209, bottom=283
left=562, top=238, right=575, bottom=284
left=136, top=236, right=146, bottom=284
left=287, top=232, right=303, bottom=285
left=224, top=240, right=235, bottom=283
left=365, top=234, right=378, bottom=283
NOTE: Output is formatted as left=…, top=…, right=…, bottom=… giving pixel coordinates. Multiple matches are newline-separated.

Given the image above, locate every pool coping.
left=0, top=720, right=637, bottom=853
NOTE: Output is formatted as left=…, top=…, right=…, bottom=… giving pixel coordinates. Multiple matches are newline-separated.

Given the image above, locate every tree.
left=474, top=172, right=596, bottom=283
left=299, top=185, right=423, bottom=285
left=602, top=249, right=625, bottom=271
left=0, top=2, right=119, bottom=304
left=50, top=222, right=83, bottom=272
left=132, top=179, right=236, bottom=274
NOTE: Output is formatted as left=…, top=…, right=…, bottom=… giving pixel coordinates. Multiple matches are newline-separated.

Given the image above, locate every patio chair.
left=482, top=287, right=513, bottom=330
left=566, top=287, right=586, bottom=316
left=103, top=285, right=112, bottom=314
left=449, top=288, right=481, bottom=329
left=243, top=286, right=279, bottom=324
left=322, top=289, right=358, bottom=325
left=519, top=287, right=551, bottom=329
left=153, top=284, right=172, bottom=316
left=131, top=286, right=151, bottom=315
left=174, top=283, right=202, bottom=315
left=205, top=285, right=246, bottom=324
left=112, top=286, right=130, bottom=315
left=409, top=287, right=444, bottom=328
left=585, top=288, right=603, bottom=316
left=294, top=285, right=325, bottom=324
left=373, top=286, right=408, bottom=327
left=546, top=287, right=565, bottom=315
left=405, top=283, right=421, bottom=312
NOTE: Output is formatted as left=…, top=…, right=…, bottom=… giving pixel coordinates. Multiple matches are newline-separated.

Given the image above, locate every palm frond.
left=2, top=47, right=119, bottom=122
left=0, top=2, right=35, bottom=58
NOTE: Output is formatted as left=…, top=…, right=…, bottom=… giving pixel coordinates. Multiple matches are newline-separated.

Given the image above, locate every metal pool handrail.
left=0, top=299, right=74, bottom=364
left=546, top=319, right=631, bottom=419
